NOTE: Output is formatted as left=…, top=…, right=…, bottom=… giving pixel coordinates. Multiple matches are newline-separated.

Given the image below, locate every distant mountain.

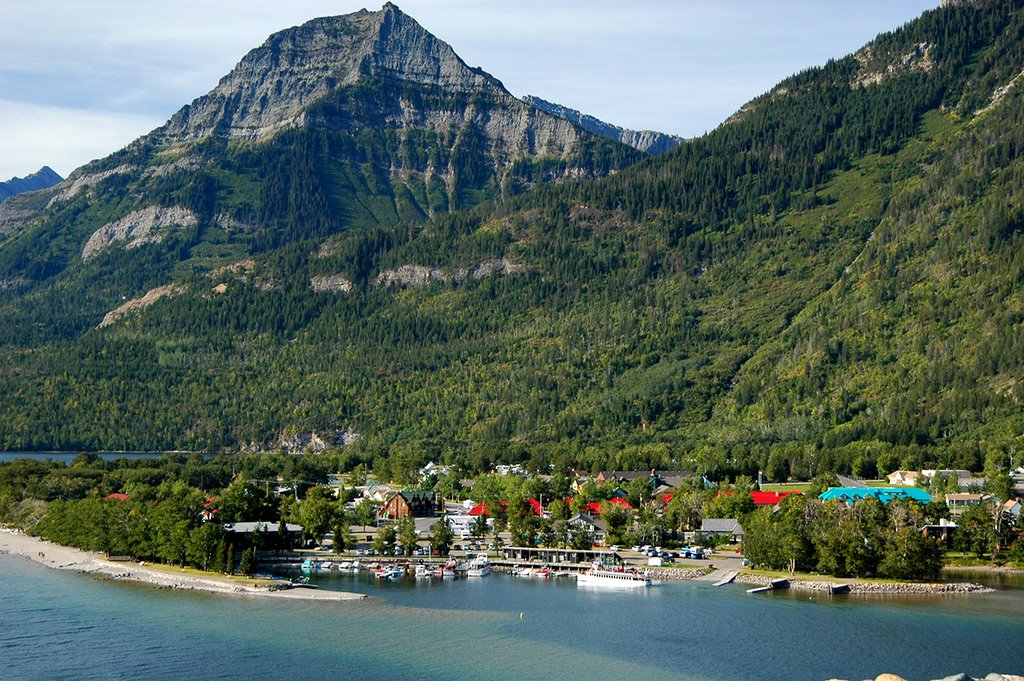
left=0, top=166, right=62, bottom=202
left=522, top=95, right=684, bottom=154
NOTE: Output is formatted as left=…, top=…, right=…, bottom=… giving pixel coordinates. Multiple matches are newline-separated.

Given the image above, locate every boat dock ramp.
left=747, top=578, right=790, bottom=594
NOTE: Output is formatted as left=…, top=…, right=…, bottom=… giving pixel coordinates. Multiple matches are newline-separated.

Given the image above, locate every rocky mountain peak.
left=155, top=3, right=498, bottom=145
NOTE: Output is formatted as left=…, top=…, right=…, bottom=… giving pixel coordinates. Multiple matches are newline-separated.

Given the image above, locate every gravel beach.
left=0, top=528, right=365, bottom=601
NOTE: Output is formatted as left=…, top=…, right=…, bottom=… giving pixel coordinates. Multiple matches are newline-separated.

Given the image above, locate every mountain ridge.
left=522, top=95, right=684, bottom=155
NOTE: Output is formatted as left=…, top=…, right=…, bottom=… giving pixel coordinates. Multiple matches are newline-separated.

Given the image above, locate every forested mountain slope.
left=1, top=1, right=1023, bottom=483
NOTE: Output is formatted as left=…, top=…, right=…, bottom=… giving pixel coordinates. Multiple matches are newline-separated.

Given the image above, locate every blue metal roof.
left=818, top=487, right=931, bottom=504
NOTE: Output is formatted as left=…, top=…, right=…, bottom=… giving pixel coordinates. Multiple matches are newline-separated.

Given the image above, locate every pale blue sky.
left=0, top=1, right=938, bottom=181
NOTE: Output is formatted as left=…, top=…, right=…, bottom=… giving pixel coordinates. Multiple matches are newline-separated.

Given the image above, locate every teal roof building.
left=818, top=487, right=932, bottom=504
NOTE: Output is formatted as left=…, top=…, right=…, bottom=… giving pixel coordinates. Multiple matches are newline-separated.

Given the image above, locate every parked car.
left=608, top=545, right=621, bottom=552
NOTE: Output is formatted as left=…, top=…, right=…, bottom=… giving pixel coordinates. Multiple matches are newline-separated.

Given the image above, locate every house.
left=223, top=521, right=303, bottom=550
left=104, top=492, right=130, bottom=501
left=750, top=490, right=801, bottom=506
left=594, top=469, right=693, bottom=489
left=378, top=490, right=435, bottom=520
left=1003, top=499, right=1022, bottom=519
left=956, top=477, right=988, bottom=491
left=922, top=469, right=972, bottom=481
left=944, top=493, right=996, bottom=517
left=363, top=483, right=396, bottom=503
left=699, top=518, right=745, bottom=541
left=818, top=487, right=932, bottom=505
left=919, top=519, right=957, bottom=549
left=567, top=513, right=608, bottom=545
left=887, top=470, right=920, bottom=486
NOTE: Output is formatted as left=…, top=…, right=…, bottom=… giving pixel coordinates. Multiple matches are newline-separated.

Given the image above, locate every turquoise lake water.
left=1, top=554, right=1022, bottom=681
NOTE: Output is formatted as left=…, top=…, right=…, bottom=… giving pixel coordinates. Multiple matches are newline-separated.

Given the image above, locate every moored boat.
left=576, top=562, right=650, bottom=589
left=374, top=564, right=403, bottom=579
left=466, top=554, right=491, bottom=577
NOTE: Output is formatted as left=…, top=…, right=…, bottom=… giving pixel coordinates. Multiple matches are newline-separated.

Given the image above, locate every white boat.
left=576, top=562, right=650, bottom=589
left=511, top=564, right=534, bottom=577
left=414, top=564, right=431, bottom=578
left=466, top=554, right=491, bottom=577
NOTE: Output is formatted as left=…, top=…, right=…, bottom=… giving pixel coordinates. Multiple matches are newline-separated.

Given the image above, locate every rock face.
left=310, top=274, right=354, bottom=293
left=372, top=258, right=525, bottom=288
left=99, top=283, right=184, bottom=327
left=82, top=206, right=198, bottom=260
left=0, top=166, right=63, bottom=203
left=522, top=95, right=684, bottom=155
left=154, top=3, right=587, bottom=164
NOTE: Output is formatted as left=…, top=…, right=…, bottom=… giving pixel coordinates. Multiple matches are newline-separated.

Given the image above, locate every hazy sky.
left=0, top=0, right=938, bottom=181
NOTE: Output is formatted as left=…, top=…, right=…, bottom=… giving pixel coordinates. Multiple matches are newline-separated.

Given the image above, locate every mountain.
left=0, top=166, right=63, bottom=202
left=0, top=2, right=639, bottom=329
left=522, top=95, right=684, bottom=154
left=1, top=0, right=1023, bottom=485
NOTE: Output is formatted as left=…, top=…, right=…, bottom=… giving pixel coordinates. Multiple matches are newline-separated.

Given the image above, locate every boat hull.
left=576, top=571, right=650, bottom=589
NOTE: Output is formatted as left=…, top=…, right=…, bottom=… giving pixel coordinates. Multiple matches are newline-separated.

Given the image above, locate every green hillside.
left=1, top=0, right=1023, bottom=482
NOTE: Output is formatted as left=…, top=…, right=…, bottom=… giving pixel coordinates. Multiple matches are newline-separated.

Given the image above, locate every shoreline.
left=0, top=528, right=366, bottom=601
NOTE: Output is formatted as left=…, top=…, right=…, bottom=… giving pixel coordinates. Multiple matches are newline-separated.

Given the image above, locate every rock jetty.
left=737, top=573, right=993, bottom=595
left=826, top=673, right=1024, bottom=681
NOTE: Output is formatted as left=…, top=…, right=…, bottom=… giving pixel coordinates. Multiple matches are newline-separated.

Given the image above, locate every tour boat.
left=466, top=554, right=491, bottom=577
left=576, top=562, right=650, bottom=589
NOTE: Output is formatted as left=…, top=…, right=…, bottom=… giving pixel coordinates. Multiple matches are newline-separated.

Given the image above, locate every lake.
left=0, top=452, right=174, bottom=464
left=1, top=554, right=1021, bottom=681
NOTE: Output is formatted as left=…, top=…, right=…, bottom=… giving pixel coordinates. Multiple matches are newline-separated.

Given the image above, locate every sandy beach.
left=0, top=527, right=365, bottom=601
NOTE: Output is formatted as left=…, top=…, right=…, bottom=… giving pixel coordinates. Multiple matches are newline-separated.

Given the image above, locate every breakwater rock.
left=826, top=673, right=1024, bottom=681
left=738, top=573, right=993, bottom=595
left=649, top=566, right=715, bottom=581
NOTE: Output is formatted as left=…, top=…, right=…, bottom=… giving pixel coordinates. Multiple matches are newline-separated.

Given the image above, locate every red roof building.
left=104, top=493, right=129, bottom=501
left=750, top=490, right=802, bottom=505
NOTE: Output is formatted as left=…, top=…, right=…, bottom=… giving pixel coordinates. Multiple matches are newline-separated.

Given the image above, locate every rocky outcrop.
left=853, top=43, right=935, bottom=88
left=522, top=95, right=684, bottom=155
left=275, top=429, right=360, bottom=453
left=99, top=283, right=184, bottom=327
left=373, top=258, right=525, bottom=288
left=374, top=264, right=448, bottom=287
left=49, top=165, right=138, bottom=207
left=310, top=274, right=354, bottom=293
left=0, top=166, right=63, bottom=203
left=82, top=206, right=198, bottom=260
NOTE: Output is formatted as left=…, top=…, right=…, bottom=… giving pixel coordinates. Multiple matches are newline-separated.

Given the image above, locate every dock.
left=747, top=578, right=790, bottom=594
